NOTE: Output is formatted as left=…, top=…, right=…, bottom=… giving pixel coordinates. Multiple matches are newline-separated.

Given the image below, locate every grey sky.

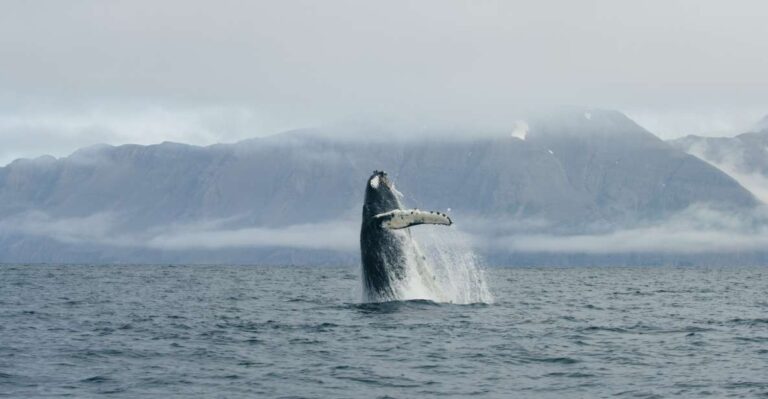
left=2, top=0, right=767, bottom=165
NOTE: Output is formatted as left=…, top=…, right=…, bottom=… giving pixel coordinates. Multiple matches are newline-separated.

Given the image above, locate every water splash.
left=416, top=227, right=494, bottom=304
left=375, top=227, right=494, bottom=304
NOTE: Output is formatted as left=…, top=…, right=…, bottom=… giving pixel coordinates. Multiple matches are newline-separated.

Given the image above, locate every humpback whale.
left=360, top=170, right=452, bottom=301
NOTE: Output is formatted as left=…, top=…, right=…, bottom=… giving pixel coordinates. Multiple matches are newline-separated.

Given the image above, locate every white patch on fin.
left=375, top=209, right=452, bottom=229
left=370, top=175, right=380, bottom=188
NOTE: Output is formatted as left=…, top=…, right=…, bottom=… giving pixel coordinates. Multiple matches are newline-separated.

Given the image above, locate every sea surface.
left=1, top=264, right=767, bottom=398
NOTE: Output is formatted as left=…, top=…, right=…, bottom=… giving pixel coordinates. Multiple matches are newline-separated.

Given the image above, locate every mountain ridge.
left=1, top=109, right=763, bottom=265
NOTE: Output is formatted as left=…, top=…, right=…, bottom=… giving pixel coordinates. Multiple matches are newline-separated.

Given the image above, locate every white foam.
left=415, top=228, right=494, bottom=304
left=368, top=227, right=494, bottom=304
left=369, top=175, right=380, bottom=188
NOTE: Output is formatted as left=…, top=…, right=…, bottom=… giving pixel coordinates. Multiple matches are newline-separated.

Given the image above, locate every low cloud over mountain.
left=669, top=117, right=768, bottom=203
left=1, top=109, right=765, bottom=265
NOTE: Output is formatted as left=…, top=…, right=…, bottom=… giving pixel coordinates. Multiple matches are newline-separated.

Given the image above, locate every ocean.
left=1, top=264, right=767, bottom=398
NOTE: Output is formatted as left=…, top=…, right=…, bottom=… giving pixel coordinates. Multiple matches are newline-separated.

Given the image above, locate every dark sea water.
left=1, top=264, right=767, bottom=398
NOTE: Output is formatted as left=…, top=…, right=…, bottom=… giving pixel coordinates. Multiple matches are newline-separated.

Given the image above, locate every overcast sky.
left=2, top=0, right=768, bottom=165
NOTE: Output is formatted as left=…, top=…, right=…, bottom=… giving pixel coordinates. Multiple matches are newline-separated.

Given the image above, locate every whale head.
left=363, top=170, right=402, bottom=218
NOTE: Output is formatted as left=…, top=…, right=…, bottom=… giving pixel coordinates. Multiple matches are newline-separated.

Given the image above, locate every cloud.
left=0, top=211, right=359, bottom=252
left=144, top=204, right=768, bottom=255
left=626, top=107, right=768, bottom=139
left=681, top=138, right=768, bottom=203
left=4, top=203, right=768, bottom=258
left=145, top=221, right=358, bottom=251
left=0, top=105, right=279, bottom=166
left=483, top=205, right=768, bottom=254
left=722, top=171, right=768, bottom=204
left=413, top=204, right=768, bottom=255
left=0, top=211, right=128, bottom=245
left=2, top=0, right=768, bottom=161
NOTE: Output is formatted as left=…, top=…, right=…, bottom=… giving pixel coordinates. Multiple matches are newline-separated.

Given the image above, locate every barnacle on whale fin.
left=374, top=209, right=452, bottom=229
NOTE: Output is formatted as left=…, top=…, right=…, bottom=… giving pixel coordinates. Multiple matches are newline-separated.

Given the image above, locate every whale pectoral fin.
left=374, top=209, right=452, bottom=229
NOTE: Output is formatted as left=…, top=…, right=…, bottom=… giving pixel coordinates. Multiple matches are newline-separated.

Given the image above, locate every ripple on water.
left=2, top=265, right=768, bottom=398
left=80, top=375, right=111, bottom=384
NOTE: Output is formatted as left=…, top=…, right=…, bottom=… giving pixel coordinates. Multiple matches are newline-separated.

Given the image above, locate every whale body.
left=360, top=170, right=452, bottom=301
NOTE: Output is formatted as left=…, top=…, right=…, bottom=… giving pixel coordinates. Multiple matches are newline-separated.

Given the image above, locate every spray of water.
left=380, top=227, right=494, bottom=304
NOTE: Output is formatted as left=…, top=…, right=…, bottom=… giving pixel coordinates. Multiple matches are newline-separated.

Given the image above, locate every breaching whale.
left=360, top=170, right=452, bottom=301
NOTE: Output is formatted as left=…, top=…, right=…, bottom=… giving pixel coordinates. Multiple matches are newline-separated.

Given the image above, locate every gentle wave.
left=1, top=264, right=767, bottom=398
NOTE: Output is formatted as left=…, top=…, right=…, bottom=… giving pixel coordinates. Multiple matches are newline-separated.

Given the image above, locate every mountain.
left=668, top=117, right=768, bottom=202
left=0, top=109, right=761, bottom=265
left=669, top=129, right=768, bottom=177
